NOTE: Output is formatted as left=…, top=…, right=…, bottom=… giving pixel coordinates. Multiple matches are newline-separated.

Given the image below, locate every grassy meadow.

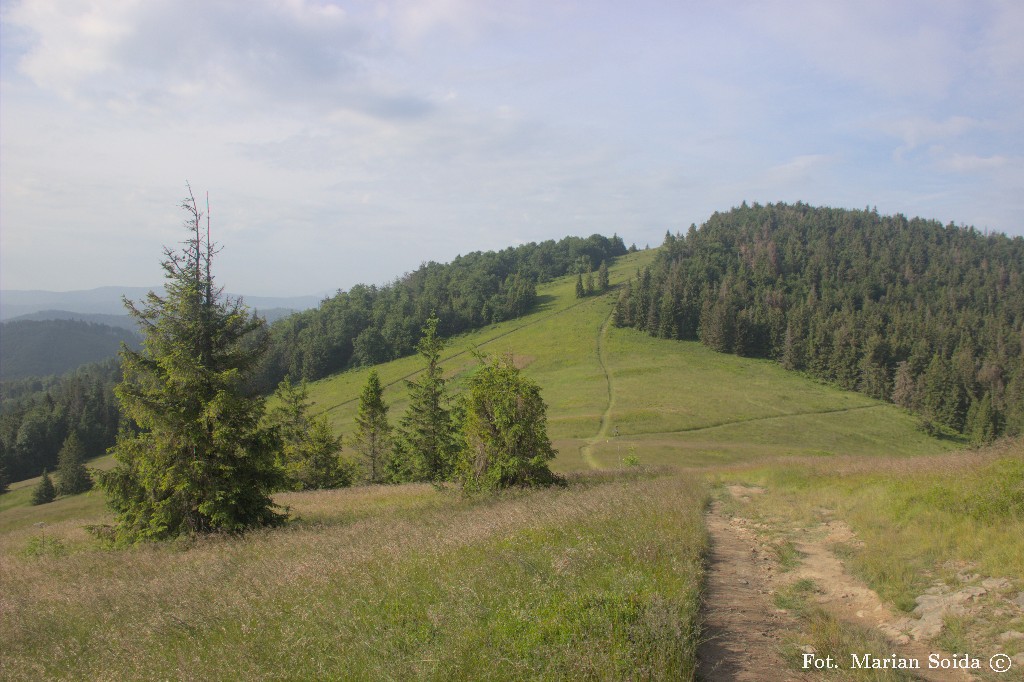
left=4, top=248, right=1019, bottom=679
left=1, top=472, right=707, bottom=680
left=303, top=249, right=956, bottom=473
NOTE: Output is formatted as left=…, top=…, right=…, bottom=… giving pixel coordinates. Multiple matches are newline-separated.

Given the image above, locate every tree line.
left=16, top=190, right=561, bottom=545
left=95, top=188, right=559, bottom=540
left=1, top=233, right=626, bottom=487
left=254, top=313, right=560, bottom=497
left=613, top=202, right=1024, bottom=441
left=253, top=234, right=628, bottom=388
left=0, top=361, right=122, bottom=487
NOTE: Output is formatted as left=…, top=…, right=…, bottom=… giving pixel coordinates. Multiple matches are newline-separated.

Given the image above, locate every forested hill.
left=255, top=233, right=628, bottom=389
left=0, top=359, right=122, bottom=483
left=613, top=202, right=1024, bottom=440
left=0, top=319, right=140, bottom=381
left=0, top=233, right=627, bottom=485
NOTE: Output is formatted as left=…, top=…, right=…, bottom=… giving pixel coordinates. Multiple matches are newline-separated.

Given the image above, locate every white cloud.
left=763, top=154, right=836, bottom=186
left=3, top=0, right=433, bottom=120
left=738, top=0, right=971, bottom=99
left=2, top=1, right=1022, bottom=295
left=878, top=116, right=980, bottom=152
left=936, top=152, right=1011, bottom=173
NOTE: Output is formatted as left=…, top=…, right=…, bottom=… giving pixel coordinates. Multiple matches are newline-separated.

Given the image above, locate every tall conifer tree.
left=0, top=447, right=9, bottom=495
left=31, top=469, right=56, bottom=505
left=397, top=315, right=456, bottom=482
left=97, top=189, right=284, bottom=541
left=56, top=432, right=91, bottom=496
left=353, top=370, right=392, bottom=484
left=267, top=377, right=347, bottom=490
left=597, top=260, right=610, bottom=291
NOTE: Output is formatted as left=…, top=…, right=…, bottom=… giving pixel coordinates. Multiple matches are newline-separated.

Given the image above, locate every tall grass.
left=0, top=472, right=707, bottom=680
left=720, top=440, right=1024, bottom=610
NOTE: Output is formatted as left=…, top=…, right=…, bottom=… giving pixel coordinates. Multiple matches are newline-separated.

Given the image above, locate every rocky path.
left=697, top=487, right=988, bottom=681
left=789, top=520, right=973, bottom=682
left=697, top=497, right=802, bottom=681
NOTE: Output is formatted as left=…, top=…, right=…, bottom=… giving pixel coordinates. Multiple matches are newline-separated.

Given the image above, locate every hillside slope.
left=0, top=319, right=140, bottom=380
left=305, top=249, right=956, bottom=471
left=3, top=248, right=1006, bottom=682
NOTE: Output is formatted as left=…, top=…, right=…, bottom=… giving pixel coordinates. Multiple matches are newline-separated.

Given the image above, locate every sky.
left=2, top=1, right=1022, bottom=297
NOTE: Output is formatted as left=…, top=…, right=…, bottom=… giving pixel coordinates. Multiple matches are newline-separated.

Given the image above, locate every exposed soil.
left=698, top=487, right=984, bottom=681
left=698, top=497, right=803, bottom=681
left=789, top=521, right=973, bottom=682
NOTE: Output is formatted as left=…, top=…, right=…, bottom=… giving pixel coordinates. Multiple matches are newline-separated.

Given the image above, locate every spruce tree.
left=597, top=260, right=610, bottom=291
left=267, top=377, right=347, bottom=490
left=56, top=432, right=92, bottom=496
left=966, top=394, right=999, bottom=445
left=96, top=189, right=284, bottom=541
left=457, top=353, right=559, bottom=492
left=31, top=469, right=56, bottom=505
left=575, top=274, right=585, bottom=299
left=353, top=370, right=392, bottom=484
left=397, top=315, right=456, bottom=482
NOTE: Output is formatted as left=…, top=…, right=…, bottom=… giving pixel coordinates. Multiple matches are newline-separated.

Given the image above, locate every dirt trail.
left=790, top=523, right=974, bottom=682
left=698, top=497, right=803, bottom=681
left=699, top=487, right=978, bottom=681
left=580, top=310, right=615, bottom=469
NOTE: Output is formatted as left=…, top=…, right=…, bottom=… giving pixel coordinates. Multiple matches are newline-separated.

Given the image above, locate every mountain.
left=613, top=202, right=1024, bottom=440
left=5, top=310, right=140, bottom=331
left=0, top=287, right=322, bottom=321
left=0, top=318, right=141, bottom=381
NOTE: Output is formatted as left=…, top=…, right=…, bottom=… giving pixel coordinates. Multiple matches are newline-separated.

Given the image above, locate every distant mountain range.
left=0, top=287, right=323, bottom=321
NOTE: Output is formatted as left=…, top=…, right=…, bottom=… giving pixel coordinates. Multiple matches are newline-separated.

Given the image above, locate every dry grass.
left=1, top=471, right=707, bottom=680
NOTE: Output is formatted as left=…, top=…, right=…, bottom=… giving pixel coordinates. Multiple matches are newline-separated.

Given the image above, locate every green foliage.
left=395, top=315, right=457, bottom=482
left=96, top=191, right=284, bottom=542
left=268, top=377, right=348, bottom=490
left=352, top=370, right=392, bottom=484
left=55, top=432, right=92, bottom=496
left=614, top=202, right=1024, bottom=437
left=30, top=469, right=55, bottom=506
left=298, top=419, right=350, bottom=490
left=23, top=533, right=67, bottom=558
left=966, top=393, right=1000, bottom=445
left=457, top=354, right=559, bottom=492
left=597, top=259, right=610, bottom=291
left=256, top=233, right=626, bottom=387
left=0, top=359, right=122, bottom=482
left=575, top=274, right=585, bottom=299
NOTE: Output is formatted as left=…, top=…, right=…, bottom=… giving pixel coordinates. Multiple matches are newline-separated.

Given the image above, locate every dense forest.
left=0, top=233, right=628, bottom=484
left=0, top=359, right=122, bottom=483
left=613, top=202, right=1024, bottom=440
left=253, top=233, right=629, bottom=389
left=0, top=319, right=140, bottom=380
